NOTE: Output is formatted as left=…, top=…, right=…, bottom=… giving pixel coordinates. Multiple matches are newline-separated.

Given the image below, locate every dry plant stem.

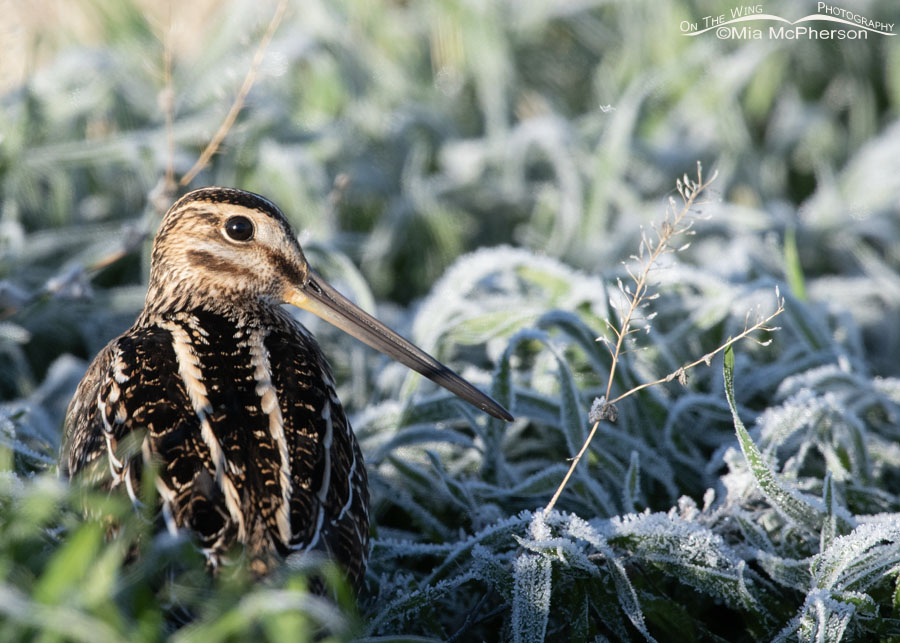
left=542, top=167, right=782, bottom=516
left=545, top=419, right=601, bottom=514
left=78, top=3, right=287, bottom=286
left=179, top=0, right=288, bottom=187
left=542, top=303, right=784, bottom=513
left=86, top=2, right=286, bottom=274
left=607, top=304, right=785, bottom=405
left=162, top=1, right=175, bottom=196
left=603, top=170, right=711, bottom=402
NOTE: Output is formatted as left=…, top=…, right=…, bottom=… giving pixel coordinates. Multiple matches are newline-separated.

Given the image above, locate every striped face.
left=146, top=188, right=309, bottom=314
left=147, top=187, right=513, bottom=422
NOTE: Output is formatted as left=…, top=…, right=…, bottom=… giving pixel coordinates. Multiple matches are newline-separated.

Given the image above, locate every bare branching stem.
left=543, top=165, right=781, bottom=515
left=606, top=304, right=784, bottom=405
left=179, top=0, right=288, bottom=187
left=162, top=1, right=175, bottom=197
left=543, top=417, right=602, bottom=514
left=84, top=1, right=287, bottom=275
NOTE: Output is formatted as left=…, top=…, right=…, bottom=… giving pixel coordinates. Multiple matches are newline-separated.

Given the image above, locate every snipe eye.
left=224, top=215, right=254, bottom=242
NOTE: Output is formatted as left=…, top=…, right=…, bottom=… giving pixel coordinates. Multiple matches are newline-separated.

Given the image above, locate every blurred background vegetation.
left=2, top=0, right=900, bottom=640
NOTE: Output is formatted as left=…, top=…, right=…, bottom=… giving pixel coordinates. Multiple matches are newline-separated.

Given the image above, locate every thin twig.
left=162, top=0, right=176, bottom=197
left=602, top=169, right=710, bottom=399
left=542, top=299, right=784, bottom=512
left=542, top=165, right=783, bottom=515
left=179, top=0, right=288, bottom=187
left=69, top=3, right=289, bottom=287
left=544, top=419, right=603, bottom=514
left=607, top=305, right=784, bottom=406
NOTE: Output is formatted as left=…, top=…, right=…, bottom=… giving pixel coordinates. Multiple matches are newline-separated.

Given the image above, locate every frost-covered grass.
left=2, top=0, right=900, bottom=640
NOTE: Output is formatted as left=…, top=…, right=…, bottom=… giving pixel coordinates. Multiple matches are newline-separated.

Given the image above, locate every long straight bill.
left=285, top=273, right=513, bottom=422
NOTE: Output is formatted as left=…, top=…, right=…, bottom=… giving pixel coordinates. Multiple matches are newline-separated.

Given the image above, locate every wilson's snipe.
left=61, top=187, right=512, bottom=588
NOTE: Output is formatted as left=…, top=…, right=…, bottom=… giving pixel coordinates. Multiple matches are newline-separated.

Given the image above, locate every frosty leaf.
left=550, top=343, right=586, bottom=458
left=608, top=551, right=657, bottom=642
left=372, top=471, right=451, bottom=540
left=419, top=512, right=533, bottom=586
left=733, top=513, right=775, bottom=553
left=775, top=589, right=873, bottom=643
left=369, top=426, right=476, bottom=463
left=537, top=309, right=609, bottom=374
left=820, top=472, right=839, bottom=551
left=755, top=550, right=813, bottom=591
left=511, top=552, right=551, bottom=643
left=424, top=450, right=474, bottom=512
left=472, top=464, right=571, bottom=499
left=622, top=450, right=641, bottom=513
left=470, top=543, right=515, bottom=601
left=491, top=336, right=518, bottom=419
left=510, top=389, right=563, bottom=426
left=724, top=346, right=826, bottom=532
left=609, top=512, right=763, bottom=614
left=811, top=520, right=900, bottom=592
left=447, top=309, right=541, bottom=345
left=366, top=571, right=480, bottom=635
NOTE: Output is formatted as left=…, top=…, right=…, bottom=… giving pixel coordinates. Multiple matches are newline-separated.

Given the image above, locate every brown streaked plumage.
left=61, top=187, right=513, bottom=589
